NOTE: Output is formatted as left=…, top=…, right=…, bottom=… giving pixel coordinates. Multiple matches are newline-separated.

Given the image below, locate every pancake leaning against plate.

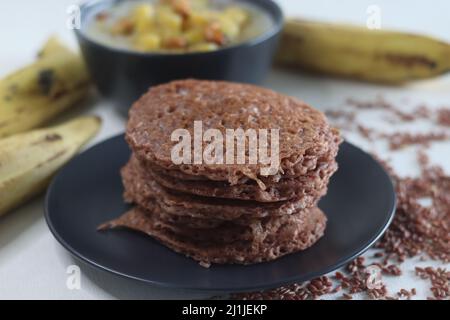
left=100, top=206, right=327, bottom=266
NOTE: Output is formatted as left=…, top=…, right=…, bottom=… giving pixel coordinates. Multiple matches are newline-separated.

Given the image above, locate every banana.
left=0, top=37, right=91, bottom=138
left=276, top=19, right=450, bottom=84
left=0, top=116, right=101, bottom=216
left=38, top=37, right=72, bottom=59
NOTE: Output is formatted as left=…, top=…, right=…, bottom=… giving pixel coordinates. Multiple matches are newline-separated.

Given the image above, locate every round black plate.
left=45, top=134, right=396, bottom=292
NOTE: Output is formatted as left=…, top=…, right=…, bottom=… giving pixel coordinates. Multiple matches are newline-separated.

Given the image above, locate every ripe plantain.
left=0, top=116, right=101, bottom=216
left=0, top=37, right=91, bottom=138
left=276, top=19, right=450, bottom=84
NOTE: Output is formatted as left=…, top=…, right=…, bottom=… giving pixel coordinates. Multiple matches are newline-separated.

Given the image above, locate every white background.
left=0, top=0, right=449, bottom=299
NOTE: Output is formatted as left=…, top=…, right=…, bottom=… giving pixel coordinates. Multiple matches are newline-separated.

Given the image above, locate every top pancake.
left=127, top=79, right=340, bottom=184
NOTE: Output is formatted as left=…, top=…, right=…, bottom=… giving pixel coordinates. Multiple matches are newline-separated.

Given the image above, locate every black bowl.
left=75, top=0, right=284, bottom=113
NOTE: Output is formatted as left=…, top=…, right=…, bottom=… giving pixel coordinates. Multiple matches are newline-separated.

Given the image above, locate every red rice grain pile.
left=232, top=98, right=449, bottom=300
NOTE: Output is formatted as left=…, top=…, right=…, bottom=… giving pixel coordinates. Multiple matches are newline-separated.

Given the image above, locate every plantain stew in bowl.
left=85, top=0, right=273, bottom=53
left=75, top=0, right=283, bottom=111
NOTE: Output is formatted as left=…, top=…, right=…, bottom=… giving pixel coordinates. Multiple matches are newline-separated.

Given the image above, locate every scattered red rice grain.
left=437, top=108, right=450, bottom=127
left=332, top=285, right=342, bottom=293
left=417, top=149, right=430, bottom=167
left=382, top=265, right=402, bottom=276
left=367, top=285, right=388, bottom=299
left=381, top=132, right=449, bottom=150
left=334, top=271, right=345, bottom=280
left=346, top=97, right=415, bottom=122
left=357, top=125, right=376, bottom=140
left=342, top=293, right=353, bottom=300
left=397, top=288, right=416, bottom=300
left=325, top=110, right=356, bottom=122
left=413, top=105, right=432, bottom=119
left=415, top=267, right=450, bottom=300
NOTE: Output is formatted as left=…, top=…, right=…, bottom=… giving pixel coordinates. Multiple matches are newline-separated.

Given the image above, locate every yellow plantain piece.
left=276, top=19, right=450, bottom=84
left=0, top=37, right=91, bottom=138
left=0, top=116, right=101, bottom=216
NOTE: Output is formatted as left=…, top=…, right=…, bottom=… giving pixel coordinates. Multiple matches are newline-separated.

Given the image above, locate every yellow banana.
left=276, top=19, right=450, bottom=84
left=0, top=116, right=101, bottom=216
left=0, top=37, right=91, bottom=138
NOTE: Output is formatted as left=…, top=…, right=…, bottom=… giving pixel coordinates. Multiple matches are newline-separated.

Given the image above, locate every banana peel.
left=0, top=37, right=91, bottom=138
left=0, top=116, right=101, bottom=216
left=276, top=19, right=450, bottom=84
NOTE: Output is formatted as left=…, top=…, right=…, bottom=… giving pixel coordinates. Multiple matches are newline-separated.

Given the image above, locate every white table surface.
left=0, top=0, right=449, bottom=300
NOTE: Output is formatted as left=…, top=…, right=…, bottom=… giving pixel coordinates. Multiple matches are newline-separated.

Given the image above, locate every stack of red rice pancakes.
left=101, top=80, right=342, bottom=266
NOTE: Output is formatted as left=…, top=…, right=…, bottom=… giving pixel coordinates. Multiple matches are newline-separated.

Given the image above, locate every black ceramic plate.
left=45, top=134, right=396, bottom=292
